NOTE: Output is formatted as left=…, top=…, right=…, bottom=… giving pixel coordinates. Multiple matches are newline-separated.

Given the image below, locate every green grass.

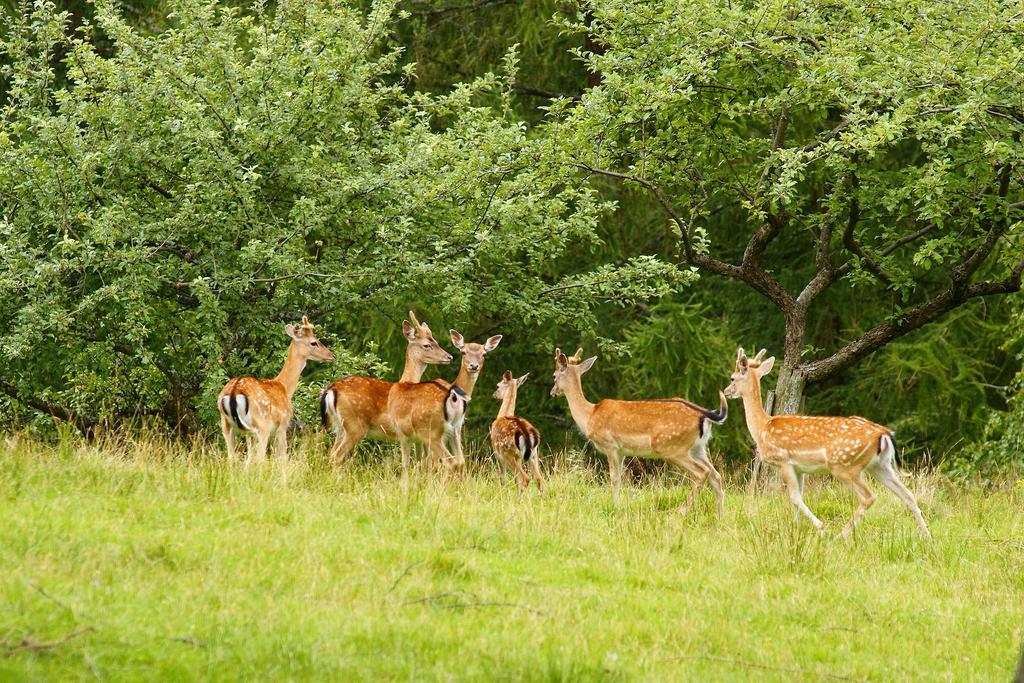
left=1, top=435, right=1022, bottom=681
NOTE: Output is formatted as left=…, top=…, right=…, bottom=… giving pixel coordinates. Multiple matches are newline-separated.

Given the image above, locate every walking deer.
left=219, top=316, right=335, bottom=464
left=490, top=370, right=542, bottom=492
left=724, top=347, right=930, bottom=537
left=550, top=348, right=728, bottom=513
left=388, top=330, right=502, bottom=473
left=319, top=311, right=452, bottom=466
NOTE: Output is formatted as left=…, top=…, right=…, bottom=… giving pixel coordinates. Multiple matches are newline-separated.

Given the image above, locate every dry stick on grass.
left=403, top=592, right=546, bottom=616
left=5, top=627, right=94, bottom=656
left=670, top=653, right=859, bottom=682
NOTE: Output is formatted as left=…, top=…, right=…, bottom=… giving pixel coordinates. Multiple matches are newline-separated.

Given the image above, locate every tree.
left=0, top=0, right=682, bottom=434
left=556, top=0, right=1024, bottom=412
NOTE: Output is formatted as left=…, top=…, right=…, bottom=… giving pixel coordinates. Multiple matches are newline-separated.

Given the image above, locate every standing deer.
left=319, top=311, right=452, bottom=466
left=490, top=370, right=543, bottom=492
left=549, top=348, right=728, bottom=513
left=724, top=347, right=930, bottom=537
left=219, top=316, right=335, bottom=464
left=388, top=330, right=502, bottom=473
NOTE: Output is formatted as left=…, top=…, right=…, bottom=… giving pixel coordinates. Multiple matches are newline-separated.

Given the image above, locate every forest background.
left=2, top=0, right=1024, bottom=477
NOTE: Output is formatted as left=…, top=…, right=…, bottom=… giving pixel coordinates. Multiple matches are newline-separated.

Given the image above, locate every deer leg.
left=530, top=448, right=544, bottom=494
left=835, top=471, right=876, bottom=538
left=449, top=426, right=466, bottom=469
left=220, top=414, right=238, bottom=463
left=603, top=449, right=624, bottom=502
left=398, top=437, right=413, bottom=479
left=330, top=420, right=366, bottom=468
left=274, top=426, right=288, bottom=461
left=793, top=472, right=805, bottom=523
left=868, top=460, right=931, bottom=538
left=669, top=454, right=709, bottom=514
left=690, top=443, right=724, bottom=517
left=246, top=429, right=270, bottom=466
left=513, top=457, right=530, bottom=492
left=780, top=465, right=824, bottom=531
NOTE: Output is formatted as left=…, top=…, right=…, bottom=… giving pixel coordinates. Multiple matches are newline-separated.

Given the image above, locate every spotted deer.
left=319, top=311, right=452, bottom=466
left=219, top=316, right=335, bottom=464
left=388, top=331, right=502, bottom=473
left=724, top=347, right=930, bottom=537
left=550, top=348, right=728, bottom=513
left=490, top=370, right=543, bottom=492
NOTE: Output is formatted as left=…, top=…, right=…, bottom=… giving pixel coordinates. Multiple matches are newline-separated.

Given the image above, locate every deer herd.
left=218, top=312, right=931, bottom=538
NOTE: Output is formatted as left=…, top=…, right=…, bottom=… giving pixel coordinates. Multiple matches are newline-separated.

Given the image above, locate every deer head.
left=450, top=329, right=502, bottom=375
left=493, top=369, right=529, bottom=400
left=285, top=316, right=335, bottom=363
left=550, top=349, right=597, bottom=397
left=402, top=310, right=453, bottom=365
left=724, top=346, right=774, bottom=399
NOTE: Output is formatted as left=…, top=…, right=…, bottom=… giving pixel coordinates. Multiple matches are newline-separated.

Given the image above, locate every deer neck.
left=562, top=372, right=596, bottom=435
left=274, top=343, right=307, bottom=399
left=453, top=363, right=479, bottom=397
left=399, top=346, right=428, bottom=383
left=497, top=385, right=517, bottom=419
left=741, top=377, right=770, bottom=445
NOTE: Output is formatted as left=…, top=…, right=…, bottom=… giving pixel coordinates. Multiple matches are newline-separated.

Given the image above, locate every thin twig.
left=5, top=627, right=94, bottom=656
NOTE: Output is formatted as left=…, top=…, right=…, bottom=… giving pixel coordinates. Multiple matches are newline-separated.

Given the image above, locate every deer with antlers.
left=490, top=370, right=543, bottom=492
left=388, top=331, right=502, bottom=473
left=219, top=316, right=335, bottom=464
left=550, top=347, right=728, bottom=513
left=724, top=347, right=930, bottom=537
left=319, top=311, right=453, bottom=466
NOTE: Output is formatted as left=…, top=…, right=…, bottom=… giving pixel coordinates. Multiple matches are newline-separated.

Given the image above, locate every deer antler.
left=408, top=310, right=421, bottom=329
left=752, top=348, right=767, bottom=365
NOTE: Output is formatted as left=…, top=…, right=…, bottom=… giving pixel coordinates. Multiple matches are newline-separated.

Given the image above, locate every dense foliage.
left=2, top=0, right=1023, bottom=475
left=0, top=0, right=681, bottom=435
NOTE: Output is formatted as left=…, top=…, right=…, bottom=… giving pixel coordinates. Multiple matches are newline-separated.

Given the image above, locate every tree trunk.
left=774, top=309, right=808, bottom=415
left=773, top=363, right=806, bottom=415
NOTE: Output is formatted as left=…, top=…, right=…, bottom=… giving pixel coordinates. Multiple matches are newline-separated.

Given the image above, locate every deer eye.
left=311, top=341, right=319, bottom=347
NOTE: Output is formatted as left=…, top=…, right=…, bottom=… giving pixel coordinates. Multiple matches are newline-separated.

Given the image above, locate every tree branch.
left=0, top=379, right=96, bottom=434
left=803, top=264, right=1024, bottom=383
left=575, top=162, right=796, bottom=309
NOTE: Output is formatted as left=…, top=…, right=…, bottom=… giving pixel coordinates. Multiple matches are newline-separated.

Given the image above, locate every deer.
left=319, top=311, right=452, bottom=466
left=724, top=347, right=930, bottom=537
left=549, top=347, right=728, bottom=514
left=490, top=370, right=543, bottom=492
left=219, top=316, right=335, bottom=464
left=388, top=330, right=502, bottom=473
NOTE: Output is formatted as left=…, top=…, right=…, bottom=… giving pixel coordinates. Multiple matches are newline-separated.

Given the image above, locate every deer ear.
left=739, top=356, right=749, bottom=372
left=554, top=347, right=562, bottom=361
left=403, top=320, right=417, bottom=341
left=578, top=356, right=597, bottom=374
left=556, top=353, right=568, bottom=370
left=502, top=370, right=513, bottom=381
left=737, top=347, right=746, bottom=361
left=758, top=356, right=776, bottom=376
left=516, top=373, right=530, bottom=387
left=484, top=335, right=502, bottom=352
left=285, top=324, right=301, bottom=340
left=450, top=329, right=465, bottom=349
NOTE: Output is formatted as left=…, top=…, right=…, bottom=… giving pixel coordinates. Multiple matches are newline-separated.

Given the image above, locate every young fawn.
left=490, top=370, right=542, bottom=492
left=219, top=316, right=334, bottom=463
left=320, top=311, right=452, bottom=466
left=550, top=348, right=728, bottom=513
left=724, top=347, right=930, bottom=537
left=388, top=331, right=502, bottom=473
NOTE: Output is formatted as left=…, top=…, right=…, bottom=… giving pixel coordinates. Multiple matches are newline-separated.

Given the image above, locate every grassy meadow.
left=1, top=434, right=1022, bottom=681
